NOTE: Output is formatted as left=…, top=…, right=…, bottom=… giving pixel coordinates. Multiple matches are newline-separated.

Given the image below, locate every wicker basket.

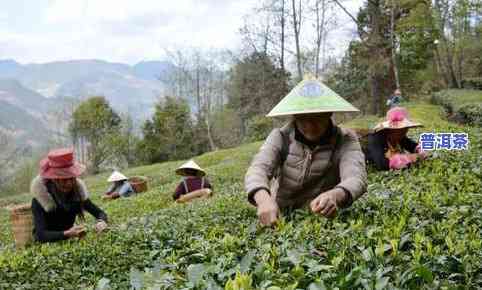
left=10, top=203, right=34, bottom=248
left=129, top=176, right=148, bottom=193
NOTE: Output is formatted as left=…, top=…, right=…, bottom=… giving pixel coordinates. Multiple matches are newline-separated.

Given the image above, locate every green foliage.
left=397, top=0, right=436, bottom=93
left=191, top=115, right=211, bottom=155
left=0, top=158, right=38, bottom=198
left=69, top=96, right=122, bottom=173
left=456, top=103, right=482, bottom=126
left=70, top=96, right=121, bottom=140
left=326, top=0, right=480, bottom=110
left=431, top=89, right=482, bottom=125
left=115, top=114, right=142, bottom=167
left=227, top=52, right=290, bottom=135
left=432, top=0, right=482, bottom=88
left=325, top=41, right=370, bottom=113
left=462, top=77, right=482, bottom=90
left=0, top=103, right=480, bottom=289
left=245, top=116, right=274, bottom=142
left=138, top=96, right=195, bottom=164
left=210, top=108, right=243, bottom=149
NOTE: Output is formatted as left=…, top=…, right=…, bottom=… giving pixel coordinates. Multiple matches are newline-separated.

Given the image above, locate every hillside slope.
left=0, top=102, right=480, bottom=289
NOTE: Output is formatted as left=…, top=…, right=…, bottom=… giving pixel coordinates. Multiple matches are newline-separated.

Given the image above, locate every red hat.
left=39, top=148, right=85, bottom=179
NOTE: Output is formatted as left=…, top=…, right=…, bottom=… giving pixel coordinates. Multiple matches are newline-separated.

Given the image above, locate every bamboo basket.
left=129, top=176, right=148, bottom=193
left=10, top=203, right=34, bottom=248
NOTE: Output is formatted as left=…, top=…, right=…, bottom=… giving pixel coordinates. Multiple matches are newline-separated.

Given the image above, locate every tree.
left=433, top=0, right=481, bottom=88
left=397, top=0, right=436, bottom=92
left=210, top=108, right=244, bottom=149
left=291, top=0, right=304, bottom=81
left=0, top=131, right=22, bottom=188
left=138, top=96, right=194, bottom=164
left=116, top=113, right=140, bottom=167
left=227, top=52, right=290, bottom=137
left=162, top=48, right=233, bottom=152
left=43, top=96, right=80, bottom=147
left=389, top=0, right=401, bottom=89
left=69, top=96, right=121, bottom=173
left=311, top=0, right=336, bottom=77
left=333, top=0, right=397, bottom=115
left=280, top=0, right=287, bottom=71
left=325, top=41, right=370, bottom=113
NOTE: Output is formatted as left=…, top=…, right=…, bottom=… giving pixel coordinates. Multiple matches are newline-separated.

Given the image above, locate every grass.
left=0, top=102, right=480, bottom=289
left=0, top=143, right=261, bottom=246
left=341, top=102, right=455, bottom=131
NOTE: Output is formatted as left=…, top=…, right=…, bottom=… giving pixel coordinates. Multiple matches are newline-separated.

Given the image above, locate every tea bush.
left=431, top=89, right=482, bottom=126
left=0, top=103, right=480, bottom=289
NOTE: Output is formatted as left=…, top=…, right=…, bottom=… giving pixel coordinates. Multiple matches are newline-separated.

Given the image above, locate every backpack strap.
left=272, top=127, right=291, bottom=179
left=278, top=128, right=291, bottom=167
left=201, top=177, right=205, bottom=189
left=330, top=127, right=343, bottom=163
left=182, top=179, right=189, bottom=194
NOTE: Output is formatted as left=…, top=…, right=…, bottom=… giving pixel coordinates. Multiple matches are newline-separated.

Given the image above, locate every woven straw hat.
left=175, top=160, right=206, bottom=177
left=267, top=77, right=359, bottom=117
left=107, top=171, right=128, bottom=182
left=373, top=107, right=423, bottom=132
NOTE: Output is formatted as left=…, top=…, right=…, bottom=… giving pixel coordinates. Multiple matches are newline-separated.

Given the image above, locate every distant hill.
left=0, top=58, right=177, bottom=148
left=0, top=79, right=54, bottom=146
left=0, top=100, right=49, bottom=146
left=0, top=59, right=174, bottom=116
left=0, top=60, right=23, bottom=78
left=133, top=60, right=175, bottom=80
left=0, top=79, right=53, bottom=115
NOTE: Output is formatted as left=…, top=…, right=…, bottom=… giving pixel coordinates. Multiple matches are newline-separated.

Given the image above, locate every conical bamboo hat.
left=267, top=78, right=359, bottom=117
left=107, top=171, right=128, bottom=182
left=175, top=160, right=206, bottom=176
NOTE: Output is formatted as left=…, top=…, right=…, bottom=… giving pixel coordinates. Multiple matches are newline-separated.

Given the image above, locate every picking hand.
left=64, top=225, right=86, bottom=239
left=310, top=188, right=346, bottom=218
left=94, top=220, right=108, bottom=233
left=254, top=190, right=279, bottom=227
left=415, top=145, right=429, bottom=159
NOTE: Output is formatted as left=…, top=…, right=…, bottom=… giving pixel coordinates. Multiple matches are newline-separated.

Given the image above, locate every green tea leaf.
left=187, top=263, right=206, bottom=286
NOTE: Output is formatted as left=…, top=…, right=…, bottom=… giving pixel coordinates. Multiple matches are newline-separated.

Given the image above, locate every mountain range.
left=0, top=59, right=175, bottom=147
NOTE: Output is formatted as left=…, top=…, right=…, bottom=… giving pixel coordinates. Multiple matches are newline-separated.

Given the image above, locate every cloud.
left=0, top=11, right=8, bottom=22
left=44, top=0, right=193, bottom=24
left=0, top=0, right=251, bottom=63
left=0, top=0, right=361, bottom=65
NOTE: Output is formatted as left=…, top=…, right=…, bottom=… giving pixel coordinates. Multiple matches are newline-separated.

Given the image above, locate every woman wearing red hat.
left=367, top=107, right=428, bottom=171
left=30, top=148, right=108, bottom=243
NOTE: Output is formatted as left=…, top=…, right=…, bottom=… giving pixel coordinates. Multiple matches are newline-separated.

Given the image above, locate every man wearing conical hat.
left=367, top=107, right=427, bottom=171
left=173, top=160, right=213, bottom=203
left=102, top=170, right=135, bottom=200
left=245, top=78, right=367, bottom=226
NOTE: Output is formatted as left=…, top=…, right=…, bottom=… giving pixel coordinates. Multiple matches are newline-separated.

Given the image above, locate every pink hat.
left=373, top=107, right=423, bottom=132
left=39, top=148, right=85, bottom=179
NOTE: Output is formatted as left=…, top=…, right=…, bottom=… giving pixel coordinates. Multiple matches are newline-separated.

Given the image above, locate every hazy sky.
left=0, top=0, right=362, bottom=65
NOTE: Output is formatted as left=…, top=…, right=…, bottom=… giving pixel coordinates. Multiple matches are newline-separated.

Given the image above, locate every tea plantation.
left=430, top=89, right=482, bottom=126
left=0, top=102, right=480, bottom=289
